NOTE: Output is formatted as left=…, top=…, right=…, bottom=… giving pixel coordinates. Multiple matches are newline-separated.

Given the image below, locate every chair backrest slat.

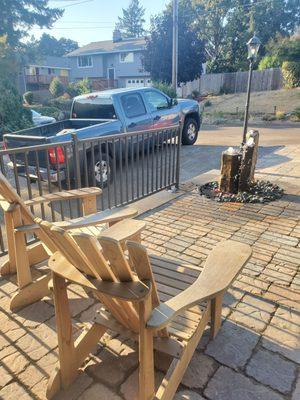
left=71, top=233, right=117, bottom=282
left=99, top=237, right=136, bottom=282
left=127, top=241, right=160, bottom=308
left=43, top=224, right=141, bottom=332
left=0, top=173, right=35, bottom=225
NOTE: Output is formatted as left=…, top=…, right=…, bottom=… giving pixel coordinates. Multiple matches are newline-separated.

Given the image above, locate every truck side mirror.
left=170, top=98, right=178, bottom=107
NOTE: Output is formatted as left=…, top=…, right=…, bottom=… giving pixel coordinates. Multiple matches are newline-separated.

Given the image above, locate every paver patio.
left=0, top=137, right=299, bottom=400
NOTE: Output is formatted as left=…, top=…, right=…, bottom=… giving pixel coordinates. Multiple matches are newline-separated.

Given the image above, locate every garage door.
left=126, top=78, right=152, bottom=88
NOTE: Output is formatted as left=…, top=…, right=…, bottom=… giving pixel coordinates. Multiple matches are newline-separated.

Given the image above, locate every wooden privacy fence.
left=178, top=68, right=283, bottom=97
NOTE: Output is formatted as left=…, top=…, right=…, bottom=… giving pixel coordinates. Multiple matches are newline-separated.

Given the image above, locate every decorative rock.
left=204, top=366, right=284, bottom=400
left=198, top=180, right=283, bottom=204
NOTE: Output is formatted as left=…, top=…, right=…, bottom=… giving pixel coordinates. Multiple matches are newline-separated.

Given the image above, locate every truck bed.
left=4, top=119, right=110, bottom=148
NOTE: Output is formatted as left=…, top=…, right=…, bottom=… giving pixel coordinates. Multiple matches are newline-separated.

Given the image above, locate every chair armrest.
left=14, top=224, right=40, bottom=235
left=49, top=252, right=151, bottom=302
left=55, top=206, right=138, bottom=230
left=147, top=240, right=252, bottom=330
left=24, top=187, right=102, bottom=207
left=98, top=219, right=145, bottom=242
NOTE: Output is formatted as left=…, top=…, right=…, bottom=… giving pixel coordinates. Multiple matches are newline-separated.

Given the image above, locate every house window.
left=119, top=52, right=134, bottom=63
left=78, top=56, right=93, bottom=68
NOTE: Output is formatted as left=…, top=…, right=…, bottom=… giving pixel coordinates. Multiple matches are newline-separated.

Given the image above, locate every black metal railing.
left=0, top=125, right=181, bottom=255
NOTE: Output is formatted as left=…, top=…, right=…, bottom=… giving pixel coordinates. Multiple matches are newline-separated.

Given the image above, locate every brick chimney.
left=113, top=29, right=122, bottom=43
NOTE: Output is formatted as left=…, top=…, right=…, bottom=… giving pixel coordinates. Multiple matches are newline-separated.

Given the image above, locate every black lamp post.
left=242, top=35, right=261, bottom=144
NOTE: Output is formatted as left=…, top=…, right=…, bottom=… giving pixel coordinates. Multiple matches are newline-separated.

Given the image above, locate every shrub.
left=23, top=91, right=34, bottom=105
left=258, top=55, right=280, bottom=70
left=262, top=114, right=276, bottom=121
left=47, top=96, right=73, bottom=114
left=191, top=90, right=200, bottom=100
left=275, top=110, right=287, bottom=120
left=152, top=81, right=177, bottom=98
left=30, top=106, right=63, bottom=120
left=66, top=78, right=92, bottom=98
left=282, top=61, right=300, bottom=88
left=49, top=77, right=65, bottom=98
left=290, top=106, right=300, bottom=121
left=0, top=79, right=32, bottom=137
left=204, top=99, right=212, bottom=107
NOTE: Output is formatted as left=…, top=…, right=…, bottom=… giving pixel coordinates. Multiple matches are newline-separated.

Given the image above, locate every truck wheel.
left=182, top=118, right=198, bottom=145
left=88, top=152, right=112, bottom=188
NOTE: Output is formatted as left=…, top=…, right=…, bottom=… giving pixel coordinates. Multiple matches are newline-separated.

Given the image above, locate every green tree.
left=37, top=33, right=78, bottom=57
left=0, top=79, right=32, bottom=137
left=49, top=77, right=65, bottom=98
left=193, top=0, right=300, bottom=72
left=117, top=0, right=146, bottom=37
left=259, top=33, right=300, bottom=69
left=144, top=0, right=206, bottom=83
left=0, top=0, right=63, bottom=47
left=0, top=35, right=18, bottom=81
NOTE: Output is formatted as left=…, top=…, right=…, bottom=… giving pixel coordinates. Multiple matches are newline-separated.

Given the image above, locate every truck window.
left=72, top=96, right=117, bottom=119
left=121, top=93, right=146, bottom=118
left=144, top=91, right=169, bottom=111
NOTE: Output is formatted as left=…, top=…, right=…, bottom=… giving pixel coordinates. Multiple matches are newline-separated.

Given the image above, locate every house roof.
left=27, top=56, right=70, bottom=69
left=66, top=37, right=146, bottom=57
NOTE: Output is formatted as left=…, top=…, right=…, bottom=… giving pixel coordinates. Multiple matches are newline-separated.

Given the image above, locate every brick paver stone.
left=292, top=372, right=300, bottom=400
left=262, top=324, right=300, bottom=363
left=0, top=381, right=32, bottom=400
left=246, top=348, right=297, bottom=394
left=180, top=353, right=217, bottom=389
left=174, top=390, right=206, bottom=400
left=120, top=369, right=164, bottom=400
left=205, top=321, right=260, bottom=369
left=229, top=294, right=276, bottom=332
left=204, top=366, right=285, bottom=400
left=78, top=382, right=122, bottom=400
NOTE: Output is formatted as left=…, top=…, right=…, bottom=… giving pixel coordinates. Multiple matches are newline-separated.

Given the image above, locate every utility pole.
left=172, top=0, right=178, bottom=91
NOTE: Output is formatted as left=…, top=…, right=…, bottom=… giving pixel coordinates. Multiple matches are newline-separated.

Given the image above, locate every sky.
left=30, top=0, right=170, bottom=46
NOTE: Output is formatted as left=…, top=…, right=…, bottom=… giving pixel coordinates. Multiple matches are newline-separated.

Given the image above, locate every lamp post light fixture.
left=242, top=35, right=261, bottom=144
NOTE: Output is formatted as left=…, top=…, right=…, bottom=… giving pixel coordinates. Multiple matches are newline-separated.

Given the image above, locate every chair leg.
left=52, top=273, right=77, bottom=390
left=155, top=305, right=211, bottom=400
left=10, top=273, right=52, bottom=311
left=210, top=293, right=223, bottom=339
left=47, top=273, right=106, bottom=399
left=2, top=210, right=18, bottom=275
left=139, top=296, right=155, bottom=400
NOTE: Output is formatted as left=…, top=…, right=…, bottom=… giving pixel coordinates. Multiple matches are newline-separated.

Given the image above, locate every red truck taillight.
left=48, top=147, right=65, bottom=165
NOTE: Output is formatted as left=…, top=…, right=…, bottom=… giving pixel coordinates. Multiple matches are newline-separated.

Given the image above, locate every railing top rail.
left=0, top=140, right=72, bottom=155
left=0, top=124, right=180, bottom=155
left=74, top=124, right=180, bottom=145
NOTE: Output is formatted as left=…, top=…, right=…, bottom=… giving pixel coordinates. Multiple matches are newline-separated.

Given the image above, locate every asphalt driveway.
left=180, top=123, right=300, bottom=183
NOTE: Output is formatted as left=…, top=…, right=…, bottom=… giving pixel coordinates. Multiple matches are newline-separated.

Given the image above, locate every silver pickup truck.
left=4, top=87, right=201, bottom=185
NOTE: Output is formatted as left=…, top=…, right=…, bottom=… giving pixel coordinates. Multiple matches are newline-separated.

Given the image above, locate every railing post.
left=175, top=122, right=183, bottom=189
left=71, top=132, right=81, bottom=189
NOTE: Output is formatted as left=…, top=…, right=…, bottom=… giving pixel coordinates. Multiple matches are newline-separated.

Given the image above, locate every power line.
left=55, top=0, right=94, bottom=8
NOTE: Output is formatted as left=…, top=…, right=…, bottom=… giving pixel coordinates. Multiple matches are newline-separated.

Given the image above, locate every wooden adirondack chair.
left=44, top=221, right=252, bottom=400
left=0, top=172, right=140, bottom=310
